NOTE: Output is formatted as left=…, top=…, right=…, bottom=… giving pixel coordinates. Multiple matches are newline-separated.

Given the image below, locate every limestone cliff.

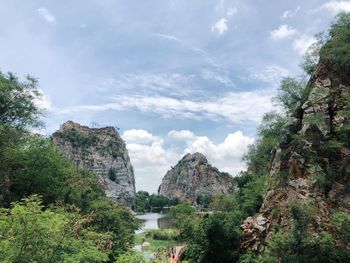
left=158, top=153, right=235, bottom=204
left=241, top=59, right=350, bottom=252
left=52, top=121, right=136, bottom=207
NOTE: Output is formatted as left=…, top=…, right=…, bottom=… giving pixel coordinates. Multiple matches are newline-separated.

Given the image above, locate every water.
left=135, top=213, right=171, bottom=233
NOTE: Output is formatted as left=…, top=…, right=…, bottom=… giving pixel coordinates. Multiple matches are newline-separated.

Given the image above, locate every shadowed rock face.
left=52, top=121, right=135, bottom=207
left=240, top=59, right=350, bottom=253
left=158, top=152, right=235, bottom=204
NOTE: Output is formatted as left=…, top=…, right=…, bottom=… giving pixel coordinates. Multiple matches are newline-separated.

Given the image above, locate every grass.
left=134, top=229, right=182, bottom=262
left=134, top=229, right=178, bottom=253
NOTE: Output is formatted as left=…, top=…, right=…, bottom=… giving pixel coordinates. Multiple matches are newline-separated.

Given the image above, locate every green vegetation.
left=0, top=195, right=110, bottom=262
left=133, top=191, right=179, bottom=213
left=320, top=12, right=350, bottom=72
left=2, top=11, right=350, bottom=263
left=162, top=13, right=350, bottom=263
left=57, top=127, right=99, bottom=148
left=0, top=71, right=139, bottom=262
left=254, top=202, right=350, bottom=263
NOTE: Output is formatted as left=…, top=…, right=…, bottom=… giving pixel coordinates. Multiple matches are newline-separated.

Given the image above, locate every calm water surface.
left=135, top=213, right=171, bottom=234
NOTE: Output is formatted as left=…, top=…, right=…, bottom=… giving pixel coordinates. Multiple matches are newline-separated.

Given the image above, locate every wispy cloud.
left=269, top=24, right=316, bottom=55
left=211, top=6, right=237, bottom=35
left=211, top=18, right=229, bottom=35
left=321, top=1, right=350, bottom=14
left=58, top=89, right=275, bottom=125
left=199, top=68, right=234, bottom=86
left=293, top=35, right=317, bottom=54
left=37, top=7, right=56, bottom=24
left=270, top=24, right=297, bottom=39
left=281, top=6, right=300, bottom=19
left=247, top=65, right=290, bottom=86
left=155, top=33, right=207, bottom=55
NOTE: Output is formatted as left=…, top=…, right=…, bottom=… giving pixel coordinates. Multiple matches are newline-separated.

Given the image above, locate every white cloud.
left=293, top=35, right=317, bottom=54
left=126, top=129, right=254, bottom=193
left=281, top=6, right=300, bottom=19
left=247, top=65, right=290, bottom=85
left=37, top=7, right=56, bottom=24
left=98, top=72, right=199, bottom=97
left=122, top=129, right=160, bottom=144
left=199, top=69, right=234, bottom=86
left=211, top=18, right=229, bottom=35
left=58, top=90, right=275, bottom=125
left=123, top=131, right=180, bottom=193
left=270, top=24, right=298, bottom=39
left=34, top=90, right=53, bottom=111
left=169, top=130, right=255, bottom=176
left=168, top=130, right=195, bottom=141
left=322, top=1, right=350, bottom=14
left=227, top=7, right=238, bottom=17
left=211, top=6, right=237, bottom=35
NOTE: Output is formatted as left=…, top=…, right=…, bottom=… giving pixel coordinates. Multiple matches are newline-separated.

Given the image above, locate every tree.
left=0, top=195, right=110, bottom=262
left=275, top=77, right=305, bottom=114
left=115, top=249, right=145, bottom=263
left=320, top=12, right=350, bottom=70
left=0, top=72, right=42, bottom=129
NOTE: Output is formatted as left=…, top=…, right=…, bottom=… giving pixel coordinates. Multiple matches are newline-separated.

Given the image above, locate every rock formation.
left=52, top=121, right=136, bottom=207
left=240, top=59, right=350, bottom=252
left=158, top=152, right=235, bottom=204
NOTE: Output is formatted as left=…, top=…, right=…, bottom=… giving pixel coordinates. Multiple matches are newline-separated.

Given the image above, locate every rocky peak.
left=158, top=152, right=235, bottom=204
left=240, top=58, right=350, bottom=253
left=52, top=121, right=136, bottom=207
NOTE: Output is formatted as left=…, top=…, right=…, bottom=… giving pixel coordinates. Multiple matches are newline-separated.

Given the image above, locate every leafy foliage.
left=0, top=72, right=42, bottom=129
left=320, top=12, right=350, bottom=71
left=259, top=202, right=350, bottom=263
left=0, top=71, right=139, bottom=262
left=133, top=191, right=179, bottom=213
left=115, top=249, right=145, bottom=263
left=275, top=77, right=306, bottom=114
left=0, top=195, right=110, bottom=262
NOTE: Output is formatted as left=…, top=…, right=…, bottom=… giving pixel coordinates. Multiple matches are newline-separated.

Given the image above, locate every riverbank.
left=133, top=229, right=179, bottom=262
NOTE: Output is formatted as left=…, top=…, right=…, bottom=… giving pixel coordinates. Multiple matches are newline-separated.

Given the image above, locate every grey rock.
left=52, top=121, right=136, bottom=207
left=158, top=153, right=235, bottom=204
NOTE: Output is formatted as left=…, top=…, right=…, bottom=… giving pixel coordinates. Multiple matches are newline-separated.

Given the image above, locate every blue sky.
left=1, top=0, right=349, bottom=193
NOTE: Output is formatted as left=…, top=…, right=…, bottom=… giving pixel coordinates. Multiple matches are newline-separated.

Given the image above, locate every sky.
left=1, top=0, right=349, bottom=193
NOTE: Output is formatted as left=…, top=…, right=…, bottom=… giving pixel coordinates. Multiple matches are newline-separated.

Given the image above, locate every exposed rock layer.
left=52, top=121, right=136, bottom=207
left=241, top=60, right=350, bottom=252
left=158, top=153, right=235, bottom=204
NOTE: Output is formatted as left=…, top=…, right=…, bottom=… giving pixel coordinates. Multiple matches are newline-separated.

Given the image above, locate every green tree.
left=0, top=72, right=42, bottom=129
left=320, top=12, right=350, bottom=69
left=0, top=195, right=110, bottom=262
left=275, top=77, right=306, bottom=114
left=115, top=249, right=145, bottom=263
left=133, top=191, right=150, bottom=213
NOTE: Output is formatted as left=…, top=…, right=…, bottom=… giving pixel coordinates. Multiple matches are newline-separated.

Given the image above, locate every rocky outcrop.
left=52, top=121, right=136, bottom=207
left=158, top=153, right=235, bottom=204
left=241, top=59, right=350, bottom=252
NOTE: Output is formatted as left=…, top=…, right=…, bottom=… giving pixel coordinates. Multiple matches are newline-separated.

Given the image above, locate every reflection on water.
left=135, top=213, right=171, bottom=233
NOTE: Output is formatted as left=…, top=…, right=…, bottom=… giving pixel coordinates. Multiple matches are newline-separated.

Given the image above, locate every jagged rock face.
left=241, top=60, right=350, bottom=253
left=52, top=121, right=136, bottom=207
left=158, top=153, right=235, bottom=204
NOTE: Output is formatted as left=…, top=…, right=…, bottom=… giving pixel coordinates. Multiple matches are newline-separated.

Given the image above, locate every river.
left=135, top=213, right=171, bottom=234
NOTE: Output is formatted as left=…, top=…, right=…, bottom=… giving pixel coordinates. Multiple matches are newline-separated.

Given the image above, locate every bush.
left=145, top=229, right=178, bottom=241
